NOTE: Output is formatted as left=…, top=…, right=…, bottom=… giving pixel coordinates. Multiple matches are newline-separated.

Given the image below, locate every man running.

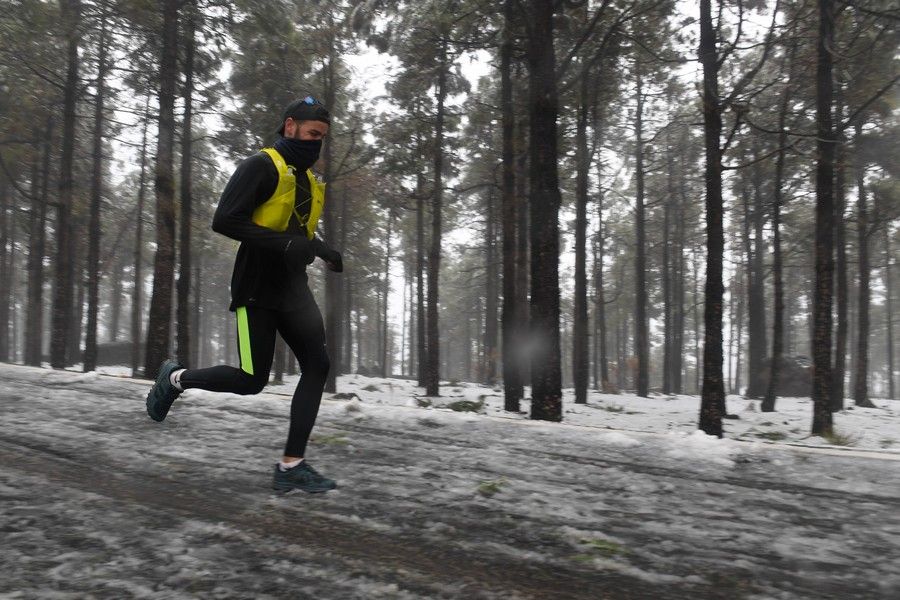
left=145, top=96, right=342, bottom=494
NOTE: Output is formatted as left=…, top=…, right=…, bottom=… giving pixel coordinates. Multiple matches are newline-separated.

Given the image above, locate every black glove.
left=284, top=236, right=315, bottom=267
left=311, top=237, right=343, bottom=272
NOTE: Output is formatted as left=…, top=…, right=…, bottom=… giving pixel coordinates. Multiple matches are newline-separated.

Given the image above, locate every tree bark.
left=662, top=136, right=674, bottom=395
left=594, top=121, right=609, bottom=391
left=25, top=128, right=50, bottom=366
left=425, top=43, right=448, bottom=397
left=144, top=0, right=180, bottom=377
left=673, top=146, right=687, bottom=394
left=852, top=123, right=876, bottom=408
left=341, top=187, right=352, bottom=374
left=109, top=253, right=123, bottom=342
left=744, top=158, right=768, bottom=397
left=883, top=227, right=895, bottom=400
left=831, top=96, right=848, bottom=411
left=633, top=62, right=649, bottom=398
left=131, top=98, right=151, bottom=376
left=191, top=254, right=200, bottom=366
left=84, top=2, right=110, bottom=372
left=381, top=211, right=392, bottom=378
left=762, top=75, right=792, bottom=412
left=0, top=176, right=8, bottom=361
left=811, top=0, right=836, bottom=434
left=416, top=172, right=426, bottom=387
left=484, top=188, right=498, bottom=385
left=525, top=0, right=562, bottom=421
left=322, top=32, right=343, bottom=393
left=50, top=0, right=81, bottom=369
left=699, top=0, right=725, bottom=436
left=515, top=111, right=530, bottom=392
left=500, top=0, right=522, bottom=410
left=176, top=1, right=196, bottom=367
left=573, top=73, right=590, bottom=404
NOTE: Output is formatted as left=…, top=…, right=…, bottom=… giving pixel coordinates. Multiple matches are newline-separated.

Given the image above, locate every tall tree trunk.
left=381, top=211, right=392, bottom=378
left=727, top=270, right=737, bottom=393
left=831, top=96, right=848, bottom=411
left=340, top=186, right=352, bottom=374
left=344, top=276, right=353, bottom=372
left=25, top=129, right=50, bottom=366
left=484, top=186, right=498, bottom=385
left=425, top=44, right=448, bottom=396
left=50, top=0, right=81, bottom=369
left=515, top=113, right=530, bottom=391
left=84, top=2, right=110, bottom=372
left=416, top=173, right=426, bottom=386
left=0, top=176, right=8, bottom=361
left=811, top=0, right=836, bottom=434
left=144, top=0, right=180, bottom=377
left=526, top=0, right=562, bottom=421
left=191, top=253, right=201, bottom=366
left=673, top=143, right=688, bottom=394
left=354, top=298, right=363, bottom=372
left=322, top=33, right=342, bottom=393
left=406, top=264, right=418, bottom=379
left=594, top=133, right=609, bottom=390
left=176, top=2, right=196, bottom=367
left=400, top=264, right=408, bottom=376
left=633, top=61, right=649, bottom=398
left=699, top=0, right=725, bottom=436
left=883, top=227, right=895, bottom=399
left=131, top=98, right=151, bottom=376
left=739, top=186, right=755, bottom=394
left=69, top=259, right=85, bottom=364
left=744, top=158, right=768, bottom=397
left=734, top=267, right=745, bottom=396
left=8, top=201, right=17, bottom=361
left=500, top=0, right=522, bottom=410
left=573, top=75, right=590, bottom=404
left=693, top=249, right=701, bottom=394
left=762, top=78, right=791, bottom=412
left=662, top=139, right=674, bottom=394
left=853, top=123, right=876, bottom=408
left=109, top=254, right=123, bottom=342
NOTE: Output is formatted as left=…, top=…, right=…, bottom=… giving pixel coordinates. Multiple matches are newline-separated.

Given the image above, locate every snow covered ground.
left=266, top=372, right=900, bottom=454
left=1, top=363, right=899, bottom=599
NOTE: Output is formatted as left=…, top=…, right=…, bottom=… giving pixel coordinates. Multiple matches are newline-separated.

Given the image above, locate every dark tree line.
left=0, top=0, right=896, bottom=439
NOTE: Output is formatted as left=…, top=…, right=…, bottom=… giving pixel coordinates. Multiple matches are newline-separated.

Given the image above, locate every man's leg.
left=179, top=306, right=277, bottom=395
left=277, top=298, right=330, bottom=461
left=270, top=291, right=335, bottom=493
left=146, top=307, right=277, bottom=422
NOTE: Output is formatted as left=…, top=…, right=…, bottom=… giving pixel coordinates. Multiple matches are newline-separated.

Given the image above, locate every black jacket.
left=212, top=152, right=314, bottom=312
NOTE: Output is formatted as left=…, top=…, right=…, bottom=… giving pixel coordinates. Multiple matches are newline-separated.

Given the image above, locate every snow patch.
left=663, top=430, right=743, bottom=467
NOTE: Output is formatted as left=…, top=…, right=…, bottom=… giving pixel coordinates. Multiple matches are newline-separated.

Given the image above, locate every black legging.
left=179, top=289, right=330, bottom=458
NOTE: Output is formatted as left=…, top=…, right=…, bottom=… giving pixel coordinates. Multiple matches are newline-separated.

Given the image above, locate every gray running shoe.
left=146, top=359, right=184, bottom=422
left=272, top=461, right=337, bottom=493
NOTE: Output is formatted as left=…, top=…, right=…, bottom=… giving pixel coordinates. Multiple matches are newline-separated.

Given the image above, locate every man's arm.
left=211, top=154, right=311, bottom=257
left=310, top=236, right=343, bottom=272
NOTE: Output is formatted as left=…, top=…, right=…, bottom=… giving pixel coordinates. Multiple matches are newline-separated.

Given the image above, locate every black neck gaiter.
left=273, top=137, right=322, bottom=172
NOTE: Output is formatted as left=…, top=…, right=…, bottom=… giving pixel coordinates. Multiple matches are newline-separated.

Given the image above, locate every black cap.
left=276, top=96, right=331, bottom=135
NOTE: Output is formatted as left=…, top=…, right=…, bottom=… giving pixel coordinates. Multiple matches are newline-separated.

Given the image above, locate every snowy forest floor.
left=1, top=363, right=899, bottom=600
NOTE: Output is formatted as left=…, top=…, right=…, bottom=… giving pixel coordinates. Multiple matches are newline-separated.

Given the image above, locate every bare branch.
left=841, top=73, right=900, bottom=130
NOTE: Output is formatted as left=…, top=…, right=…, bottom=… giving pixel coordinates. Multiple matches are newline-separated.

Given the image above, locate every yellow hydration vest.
left=251, top=147, right=326, bottom=240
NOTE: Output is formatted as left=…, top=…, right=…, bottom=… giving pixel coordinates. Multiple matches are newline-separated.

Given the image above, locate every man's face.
left=283, top=118, right=329, bottom=141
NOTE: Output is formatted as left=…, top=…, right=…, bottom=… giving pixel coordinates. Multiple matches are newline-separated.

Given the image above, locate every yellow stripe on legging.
left=237, top=306, right=254, bottom=375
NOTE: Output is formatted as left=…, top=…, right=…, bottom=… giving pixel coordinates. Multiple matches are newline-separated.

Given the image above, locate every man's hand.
left=311, top=238, right=344, bottom=273
left=319, top=247, right=343, bottom=272
left=284, top=237, right=315, bottom=266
